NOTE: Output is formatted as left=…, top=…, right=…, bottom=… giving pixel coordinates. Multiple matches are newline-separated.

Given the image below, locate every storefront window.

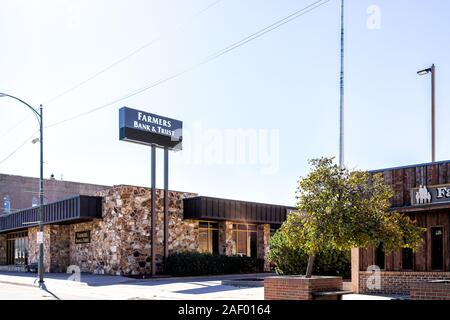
left=232, top=223, right=257, bottom=258
left=198, top=221, right=219, bottom=255
left=6, top=231, right=28, bottom=265
left=375, top=243, right=385, bottom=270
left=431, top=227, right=444, bottom=270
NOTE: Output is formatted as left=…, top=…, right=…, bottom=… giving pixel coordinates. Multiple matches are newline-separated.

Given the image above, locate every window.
left=6, top=231, right=28, bottom=265
left=232, top=223, right=258, bottom=258
left=375, top=243, right=385, bottom=270
left=198, top=221, right=219, bottom=255
left=3, top=194, right=11, bottom=214
left=431, top=227, right=444, bottom=270
left=402, top=248, right=414, bottom=270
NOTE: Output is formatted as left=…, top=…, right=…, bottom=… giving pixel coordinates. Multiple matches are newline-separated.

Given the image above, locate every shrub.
left=165, top=252, right=264, bottom=276
left=268, top=229, right=350, bottom=278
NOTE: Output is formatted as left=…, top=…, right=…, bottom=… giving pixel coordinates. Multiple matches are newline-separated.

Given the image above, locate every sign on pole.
left=36, top=231, right=44, bottom=244
left=119, top=107, right=182, bottom=150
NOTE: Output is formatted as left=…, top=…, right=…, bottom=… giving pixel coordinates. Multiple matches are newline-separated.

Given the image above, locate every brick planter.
left=410, top=281, right=450, bottom=300
left=264, top=276, right=343, bottom=300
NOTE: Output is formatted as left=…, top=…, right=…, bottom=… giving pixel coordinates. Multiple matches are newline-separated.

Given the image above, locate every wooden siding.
left=360, top=161, right=450, bottom=272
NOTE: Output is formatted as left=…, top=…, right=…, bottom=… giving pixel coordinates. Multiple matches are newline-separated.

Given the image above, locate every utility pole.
left=38, top=104, right=44, bottom=287
left=339, top=0, right=345, bottom=168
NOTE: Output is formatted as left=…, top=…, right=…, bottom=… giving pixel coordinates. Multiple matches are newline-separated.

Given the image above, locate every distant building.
left=0, top=173, right=110, bottom=213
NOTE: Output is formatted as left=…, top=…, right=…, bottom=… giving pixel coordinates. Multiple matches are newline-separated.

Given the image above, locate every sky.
left=1, top=0, right=450, bottom=206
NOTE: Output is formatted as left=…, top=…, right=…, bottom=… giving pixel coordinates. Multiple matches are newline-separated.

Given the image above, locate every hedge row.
left=165, top=252, right=264, bottom=276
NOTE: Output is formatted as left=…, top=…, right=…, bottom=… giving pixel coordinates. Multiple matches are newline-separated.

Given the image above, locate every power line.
left=0, top=0, right=224, bottom=146
left=1, top=0, right=331, bottom=165
left=0, top=130, right=39, bottom=165
left=42, top=0, right=224, bottom=106
left=45, top=0, right=331, bottom=129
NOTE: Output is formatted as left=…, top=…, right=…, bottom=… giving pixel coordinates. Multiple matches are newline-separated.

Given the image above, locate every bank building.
left=0, top=173, right=294, bottom=275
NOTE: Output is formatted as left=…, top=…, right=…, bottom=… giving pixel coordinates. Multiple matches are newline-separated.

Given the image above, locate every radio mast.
left=339, top=0, right=345, bottom=168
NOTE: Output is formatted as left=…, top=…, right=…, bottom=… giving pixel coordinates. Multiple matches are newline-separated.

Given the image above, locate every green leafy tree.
left=268, top=228, right=351, bottom=277
left=289, top=157, right=425, bottom=278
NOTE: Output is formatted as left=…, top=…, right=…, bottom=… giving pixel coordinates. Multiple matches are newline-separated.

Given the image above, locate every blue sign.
left=119, top=107, right=182, bottom=150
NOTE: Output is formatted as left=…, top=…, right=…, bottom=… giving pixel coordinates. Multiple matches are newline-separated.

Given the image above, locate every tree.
left=288, top=157, right=425, bottom=278
left=268, top=227, right=351, bottom=278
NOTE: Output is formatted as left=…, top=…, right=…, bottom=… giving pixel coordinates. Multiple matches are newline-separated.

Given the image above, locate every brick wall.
left=359, top=271, right=450, bottom=295
left=410, top=281, right=450, bottom=300
left=0, top=173, right=109, bottom=211
left=265, top=276, right=342, bottom=300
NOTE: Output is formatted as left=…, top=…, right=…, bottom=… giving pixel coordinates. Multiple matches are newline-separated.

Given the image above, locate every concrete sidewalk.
left=0, top=271, right=272, bottom=288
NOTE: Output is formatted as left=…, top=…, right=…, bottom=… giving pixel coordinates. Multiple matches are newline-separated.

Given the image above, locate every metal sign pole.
left=163, top=147, right=169, bottom=271
left=151, top=145, right=156, bottom=276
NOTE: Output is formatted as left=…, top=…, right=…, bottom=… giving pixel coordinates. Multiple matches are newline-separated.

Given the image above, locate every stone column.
left=48, top=225, right=71, bottom=273
left=257, top=224, right=270, bottom=272
left=28, top=226, right=53, bottom=272
left=0, top=234, right=6, bottom=265
left=224, top=221, right=235, bottom=256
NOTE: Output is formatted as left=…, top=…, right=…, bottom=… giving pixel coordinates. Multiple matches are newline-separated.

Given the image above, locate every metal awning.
left=0, top=195, right=102, bottom=233
left=183, top=196, right=294, bottom=226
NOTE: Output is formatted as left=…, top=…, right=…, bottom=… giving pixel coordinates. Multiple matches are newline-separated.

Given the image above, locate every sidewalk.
left=0, top=271, right=273, bottom=288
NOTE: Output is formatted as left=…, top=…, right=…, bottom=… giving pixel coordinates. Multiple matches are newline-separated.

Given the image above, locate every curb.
left=0, top=279, right=39, bottom=288
left=0, top=277, right=89, bottom=288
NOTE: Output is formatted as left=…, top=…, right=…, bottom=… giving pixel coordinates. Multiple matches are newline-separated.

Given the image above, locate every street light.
left=417, top=64, right=436, bottom=162
left=0, top=92, right=45, bottom=288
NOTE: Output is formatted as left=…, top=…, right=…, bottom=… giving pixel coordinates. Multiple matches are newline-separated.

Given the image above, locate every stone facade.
left=258, top=224, right=270, bottom=271
left=0, top=234, right=6, bottom=265
left=2, top=184, right=273, bottom=275
left=54, top=185, right=198, bottom=275
left=28, top=225, right=71, bottom=273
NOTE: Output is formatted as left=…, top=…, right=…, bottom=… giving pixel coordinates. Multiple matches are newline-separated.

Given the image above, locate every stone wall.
left=28, top=226, right=51, bottom=272
left=3, top=184, right=273, bottom=275
left=28, top=225, right=70, bottom=272
left=0, top=234, right=6, bottom=265
left=66, top=186, right=198, bottom=275
left=49, top=225, right=70, bottom=272
left=257, top=224, right=270, bottom=271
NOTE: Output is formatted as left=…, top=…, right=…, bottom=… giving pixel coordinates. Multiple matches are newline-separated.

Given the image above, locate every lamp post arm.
left=0, top=92, right=41, bottom=124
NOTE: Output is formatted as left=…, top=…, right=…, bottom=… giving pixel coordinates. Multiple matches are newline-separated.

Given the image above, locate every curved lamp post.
left=417, top=64, right=436, bottom=163
left=0, top=92, right=44, bottom=287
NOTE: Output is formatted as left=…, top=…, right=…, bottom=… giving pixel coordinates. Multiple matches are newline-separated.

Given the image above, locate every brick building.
left=0, top=173, right=293, bottom=275
left=353, top=160, right=450, bottom=296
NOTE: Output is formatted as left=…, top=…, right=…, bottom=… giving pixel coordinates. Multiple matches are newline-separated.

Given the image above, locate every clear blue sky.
left=1, top=0, right=449, bottom=206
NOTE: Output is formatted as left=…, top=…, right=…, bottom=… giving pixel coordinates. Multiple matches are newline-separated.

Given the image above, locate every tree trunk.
left=305, top=255, right=315, bottom=278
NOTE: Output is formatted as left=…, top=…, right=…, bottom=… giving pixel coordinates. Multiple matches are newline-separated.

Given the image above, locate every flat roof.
left=369, top=159, right=450, bottom=173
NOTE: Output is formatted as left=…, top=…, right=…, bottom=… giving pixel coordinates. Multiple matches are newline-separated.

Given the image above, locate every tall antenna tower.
left=339, top=0, right=345, bottom=167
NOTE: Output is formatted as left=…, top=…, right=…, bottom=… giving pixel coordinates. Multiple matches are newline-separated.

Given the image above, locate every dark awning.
left=183, top=196, right=294, bottom=226
left=0, top=195, right=102, bottom=233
